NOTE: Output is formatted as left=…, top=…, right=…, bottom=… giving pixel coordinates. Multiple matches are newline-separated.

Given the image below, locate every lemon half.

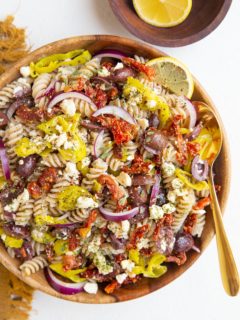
left=133, top=0, right=192, bottom=28
left=146, top=56, right=194, bottom=98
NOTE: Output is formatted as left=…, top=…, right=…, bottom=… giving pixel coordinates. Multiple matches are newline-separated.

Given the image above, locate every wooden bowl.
left=109, top=0, right=232, bottom=47
left=0, top=35, right=230, bottom=303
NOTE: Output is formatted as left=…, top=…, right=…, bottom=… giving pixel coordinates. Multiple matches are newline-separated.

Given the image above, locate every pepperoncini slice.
left=14, top=137, right=52, bottom=158
left=175, top=168, right=209, bottom=191
left=57, top=185, right=91, bottom=211
left=34, top=215, right=68, bottom=226
left=53, top=240, right=69, bottom=256
left=49, top=263, right=86, bottom=283
left=31, top=230, right=55, bottom=244
left=1, top=232, right=23, bottom=248
left=123, top=77, right=171, bottom=127
left=30, top=49, right=91, bottom=77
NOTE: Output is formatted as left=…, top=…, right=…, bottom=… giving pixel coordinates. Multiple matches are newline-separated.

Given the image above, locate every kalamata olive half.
left=3, top=222, right=30, bottom=239
left=109, top=233, right=126, bottom=250
left=0, top=112, right=9, bottom=128
left=16, top=154, right=39, bottom=178
left=174, top=232, right=194, bottom=253
left=132, top=174, right=156, bottom=186
left=157, top=226, right=175, bottom=256
left=0, top=181, right=25, bottom=206
left=111, top=67, right=137, bottom=82
left=144, top=129, right=168, bottom=153
left=191, top=155, right=209, bottom=181
left=149, top=114, right=160, bottom=128
left=128, top=185, right=148, bottom=206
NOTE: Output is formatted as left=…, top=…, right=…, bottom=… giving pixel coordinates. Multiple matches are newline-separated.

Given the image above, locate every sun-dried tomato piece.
left=183, top=213, right=198, bottom=234
left=193, top=197, right=211, bottom=210
left=98, top=174, right=124, bottom=201
left=107, top=87, right=118, bottom=101
left=104, top=280, right=119, bottom=294
left=122, top=57, right=155, bottom=80
left=37, top=167, right=58, bottom=192
left=153, top=214, right=173, bottom=241
left=27, top=181, right=42, bottom=199
left=187, top=141, right=201, bottom=157
left=101, top=61, right=114, bottom=70
left=128, top=224, right=149, bottom=249
left=68, top=233, right=79, bottom=251
left=123, top=154, right=151, bottom=175
left=16, top=105, right=44, bottom=123
left=63, top=255, right=82, bottom=271
left=166, top=252, right=187, bottom=266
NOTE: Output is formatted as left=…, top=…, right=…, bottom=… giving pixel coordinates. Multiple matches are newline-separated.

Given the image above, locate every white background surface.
left=1, top=0, right=240, bottom=319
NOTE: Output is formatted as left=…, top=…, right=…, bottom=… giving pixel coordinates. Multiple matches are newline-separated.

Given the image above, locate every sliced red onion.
left=94, top=49, right=127, bottom=60
left=187, top=123, right=203, bottom=141
left=44, top=268, right=86, bottom=295
left=181, top=96, right=197, bottom=129
left=149, top=175, right=160, bottom=206
left=47, top=91, right=96, bottom=111
left=94, top=130, right=105, bottom=158
left=191, top=155, right=209, bottom=181
left=143, top=145, right=159, bottom=155
left=99, top=206, right=139, bottom=222
left=36, top=79, right=56, bottom=100
left=92, top=106, right=136, bottom=125
left=192, top=245, right=201, bottom=253
left=0, top=139, right=10, bottom=180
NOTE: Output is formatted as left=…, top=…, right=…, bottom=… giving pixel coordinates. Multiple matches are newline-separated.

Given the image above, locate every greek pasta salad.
left=0, top=48, right=220, bottom=295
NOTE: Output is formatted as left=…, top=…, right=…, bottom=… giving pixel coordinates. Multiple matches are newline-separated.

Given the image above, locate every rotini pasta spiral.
left=32, top=73, right=52, bottom=108
left=81, top=158, right=108, bottom=191
left=19, top=255, right=48, bottom=276
left=15, top=199, right=34, bottom=226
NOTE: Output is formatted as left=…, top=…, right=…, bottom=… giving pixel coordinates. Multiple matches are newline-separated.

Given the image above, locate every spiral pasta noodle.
left=20, top=255, right=48, bottom=276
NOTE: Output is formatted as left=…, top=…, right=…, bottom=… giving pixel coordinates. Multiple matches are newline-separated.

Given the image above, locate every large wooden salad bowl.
left=0, top=35, right=230, bottom=303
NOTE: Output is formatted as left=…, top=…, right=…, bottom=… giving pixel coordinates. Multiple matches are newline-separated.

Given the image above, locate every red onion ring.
left=94, top=130, right=105, bottom=158
left=149, top=175, right=160, bottom=206
left=47, top=91, right=96, bottom=110
left=92, top=106, right=136, bottom=125
left=99, top=206, right=139, bottom=222
left=44, top=268, right=86, bottom=295
left=0, top=139, right=10, bottom=180
left=36, top=79, right=57, bottom=100
left=181, top=96, right=197, bottom=129
left=191, top=155, right=209, bottom=181
left=93, top=49, right=127, bottom=60
left=143, top=145, right=159, bottom=155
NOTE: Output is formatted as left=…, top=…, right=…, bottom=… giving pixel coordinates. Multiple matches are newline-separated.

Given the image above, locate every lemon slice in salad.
left=146, top=56, right=194, bottom=98
left=133, top=0, right=192, bottom=28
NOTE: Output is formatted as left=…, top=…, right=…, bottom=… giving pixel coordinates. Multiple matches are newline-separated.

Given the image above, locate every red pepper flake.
left=123, top=154, right=151, bottom=174
left=94, top=115, right=137, bottom=144
left=183, top=213, right=198, bottom=234
left=122, top=57, right=155, bottom=80
left=193, top=197, right=211, bottom=210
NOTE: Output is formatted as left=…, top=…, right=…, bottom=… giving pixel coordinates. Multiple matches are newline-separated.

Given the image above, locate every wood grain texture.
left=109, top=0, right=232, bottom=47
left=0, top=35, right=231, bottom=303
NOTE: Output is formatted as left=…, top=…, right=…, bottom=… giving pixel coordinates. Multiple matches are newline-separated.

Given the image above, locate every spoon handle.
left=208, top=171, right=239, bottom=296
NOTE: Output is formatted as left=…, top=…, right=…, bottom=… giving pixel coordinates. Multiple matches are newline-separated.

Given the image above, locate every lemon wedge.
left=146, top=56, right=194, bottom=98
left=133, top=0, right=192, bottom=28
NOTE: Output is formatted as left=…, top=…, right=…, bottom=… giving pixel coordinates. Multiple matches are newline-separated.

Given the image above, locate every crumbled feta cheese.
left=20, top=66, right=31, bottom=78
left=126, top=155, right=134, bottom=161
left=19, top=159, right=24, bottom=165
left=29, top=130, right=38, bottom=137
left=81, top=157, right=91, bottom=168
left=60, top=99, right=76, bottom=116
left=108, top=221, right=129, bottom=239
left=4, top=199, right=20, bottom=212
left=146, top=100, right=157, bottom=108
left=162, top=203, right=176, bottom=214
left=64, top=162, right=79, bottom=182
left=149, top=205, right=164, bottom=220
left=121, top=220, right=130, bottom=233
left=84, top=282, right=98, bottom=294
left=1, top=234, right=6, bottom=241
left=55, top=133, right=68, bottom=148
left=171, top=178, right=184, bottom=189
left=137, top=238, right=150, bottom=250
left=97, top=67, right=110, bottom=77
left=93, top=252, right=113, bottom=275
left=116, top=172, right=132, bottom=187
left=121, top=259, right=135, bottom=272
left=113, top=62, right=124, bottom=70
left=77, top=196, right=98, bottom=209
left=167, top=190, right=177, bottom=203
left=162, top=162, right=175, bottom=177
left=116, top=273, right=127, bottom=284
left=20, top=189, right=30, bottom=202
left=63, top=140, right=74, bottom=150
left=13, top=86, right=23, bottom=95
left=137, top=118, right=149, bottom=130
left=88, top=235, right=101, bottom=253
left=78, top=127, right=88, bottom=143
left=159, top=239, right=167, bottom=252
left=17, top=77, right=30, bottom=86
left=55, top=125, right=63, bottom=133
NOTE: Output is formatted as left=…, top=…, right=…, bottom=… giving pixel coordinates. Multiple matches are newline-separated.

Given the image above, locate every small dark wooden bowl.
left=109, top=0, right=232, bottom=47
left=0, top=35, right=230, bottom=303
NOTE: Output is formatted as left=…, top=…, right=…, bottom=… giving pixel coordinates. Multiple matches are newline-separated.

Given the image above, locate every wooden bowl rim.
left=0, top=35, right=231, bottom=303
left=108, top=0, right=232, bottom=47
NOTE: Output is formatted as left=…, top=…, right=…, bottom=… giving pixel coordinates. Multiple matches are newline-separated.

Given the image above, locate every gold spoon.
left=197, top=102, right=239, bottom=296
